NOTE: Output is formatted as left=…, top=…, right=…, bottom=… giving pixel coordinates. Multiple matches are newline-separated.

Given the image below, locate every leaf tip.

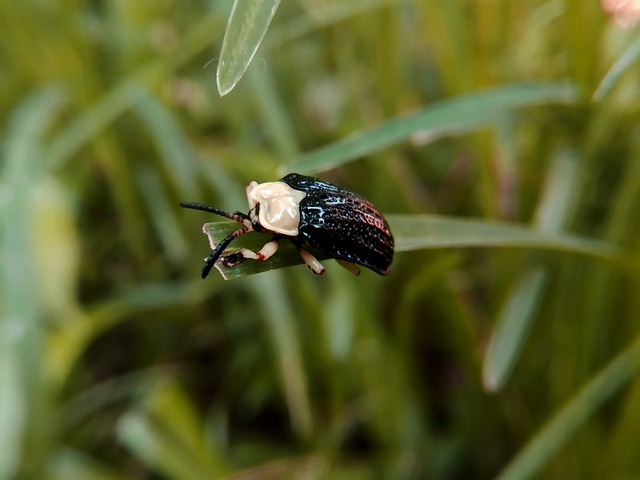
left=216, top=63, right=236, bottom=97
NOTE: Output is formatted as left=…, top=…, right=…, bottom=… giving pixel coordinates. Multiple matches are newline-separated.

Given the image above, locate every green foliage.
left=217, top=0, right=282, bottom=96
left=2, top=1, right=640, bottom=479
left=292, top=84, right=578, bottom=173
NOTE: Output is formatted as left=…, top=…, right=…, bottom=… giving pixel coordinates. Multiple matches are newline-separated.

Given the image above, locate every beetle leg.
left=298, top=248, right=326, bottom=275
left=221, top=238, right=280, bottom=267
left=221, top=252, right=244, bottom=267
left=261, top=238, right=279, bottom=259
left=201, top=225, right=250, bottom=279
left=336, top=260, right=360, bottom=276
left=227, top=238, right=279, bottom=262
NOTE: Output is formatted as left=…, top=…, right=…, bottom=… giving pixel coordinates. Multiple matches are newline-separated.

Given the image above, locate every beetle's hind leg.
left=297, top=248, right=326, bottom=275
left=336, top=260, right=360, bottom=276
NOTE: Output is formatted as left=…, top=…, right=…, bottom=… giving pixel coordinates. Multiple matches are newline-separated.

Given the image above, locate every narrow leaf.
left=201, top=222, right=328, bottom=280
left=133, top=90, right=200, bottom=196
left=48, top=448, right=122, bottom=480
left=291, top=83, right=578, bottom=173
left=0, top=86, right=64, bottom=479
left=482, top=267, right=547, bottom=392
left=484, top=151, right=580, bottom=392
left=47, top=80, right=144, bottom=170
left=593, top=38, right=640, bottom=101
left=117, top=383, right=229, bottom=479
left=192, top=214, right=623, bottom=280
left=391, top=215, right=622, bottom=263
left=217, top=0, right=281, bottom=96
left=249, top=273, right=313, bottom=439
left=496, top=334, right=640, bottom=480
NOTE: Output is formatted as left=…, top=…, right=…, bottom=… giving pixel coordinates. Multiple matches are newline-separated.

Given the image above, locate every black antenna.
left=179, top=202, right=250, bottom=223
left=180, top=201, right=254, bottom=279
left=201, top=225, right=251, bottom=278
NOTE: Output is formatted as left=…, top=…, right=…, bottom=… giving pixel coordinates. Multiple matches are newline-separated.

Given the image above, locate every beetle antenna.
left=180, top=202, right=250, bottom=223
left=201, top=225, right=250, bottom=279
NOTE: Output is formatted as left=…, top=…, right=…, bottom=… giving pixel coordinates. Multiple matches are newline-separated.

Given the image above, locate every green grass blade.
left=0, top=86, right=65, bottom=479
left=132, top=90, right=200, bottom=196
left=484, top=151, right=580, bottom=392
left=482, top=267, right=548, bottom=392
left=217, top=0, right=281, bottom=96
left=117, top=411, right=214, bottom=480
left=0, top=356, right=26, bottom=480
left=391, top=215, right=622, bottom=263
left=533, top=150, right=580, bottom=233
left=249, top=273, right=313, bottom=440
left=117, top=383, right=229, bottom=479
left=592, top=38, right=640, bottom=101
left=291, top=83, right=578, bottom=173
left=48, top=449, right=123, bottom=480
left=495, top=334, right=640, bottom=480
left=199, top=222, right=328, bottom=280
left=193, top=213, right=623, bottom=280
left=245, top=66, right=300, bottom=162
left=47, top=80, right=144, bottom=171
left=45, top=9, right=227, bottom=171
left=137, top=168, right=189, bottom=265
left=264, top=0, right=398, bottom=50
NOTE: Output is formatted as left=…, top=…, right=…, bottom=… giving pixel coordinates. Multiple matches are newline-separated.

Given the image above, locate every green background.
left=2, top=1, right=640, bottom=479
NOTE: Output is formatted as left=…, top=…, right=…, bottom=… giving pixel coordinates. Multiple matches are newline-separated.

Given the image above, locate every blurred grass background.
left=2, top=1, right=640, bottom=479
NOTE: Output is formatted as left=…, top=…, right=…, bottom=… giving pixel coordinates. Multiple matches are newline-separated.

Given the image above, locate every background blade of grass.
left=217, top=0, right=281, bottom=96
left=0, top=86, right=64, bottom=479
left=0, top=354, right=26, bottom=480
left=48, top=449, right=123, bottom=480
left=47, top=80, right=144, bottom=171
left=592, top=38, right=640, bottom=101
left=249, top=273, right=313, bottom=440
left=133, top=89, right=201, bottom=197
left=482, top=267, right=547, bottom=392
left=4, top=2, right=640, bottom=478
left=496, top=334, right=640, bottom=480
left=483, top=151, right=581, bottom=392
left=291, top=83, right=578, bottom=173
left=117, top=382, right=230, bottom=479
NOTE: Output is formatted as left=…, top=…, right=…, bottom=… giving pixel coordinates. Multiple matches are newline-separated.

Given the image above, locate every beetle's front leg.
left=222, top=238, right=280, bottom=267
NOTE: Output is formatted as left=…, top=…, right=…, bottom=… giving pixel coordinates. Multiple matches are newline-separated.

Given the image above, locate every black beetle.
left=180, top=173, right=394, bottom=278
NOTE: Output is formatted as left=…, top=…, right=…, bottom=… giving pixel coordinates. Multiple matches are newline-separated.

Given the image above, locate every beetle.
left=180, top=173, right=394, bottom=279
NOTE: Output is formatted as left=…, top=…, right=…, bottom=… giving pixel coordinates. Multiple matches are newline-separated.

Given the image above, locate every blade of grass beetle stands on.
left=289, top=83, right=578, bottom=173
left=199, top=215, right=624, bottom=280
left=216, top=0, right=281, bottom=96
left=203, top=222, right=328, bottom=280
left=390, top=215, right=624, bottom=264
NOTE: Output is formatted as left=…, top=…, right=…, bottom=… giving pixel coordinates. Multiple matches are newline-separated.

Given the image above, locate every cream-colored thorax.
left=248, top=181, right=306, bottom=235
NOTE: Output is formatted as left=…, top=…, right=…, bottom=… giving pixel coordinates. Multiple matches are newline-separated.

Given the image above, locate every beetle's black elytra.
left=180, top=173, right=394, bottom=278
